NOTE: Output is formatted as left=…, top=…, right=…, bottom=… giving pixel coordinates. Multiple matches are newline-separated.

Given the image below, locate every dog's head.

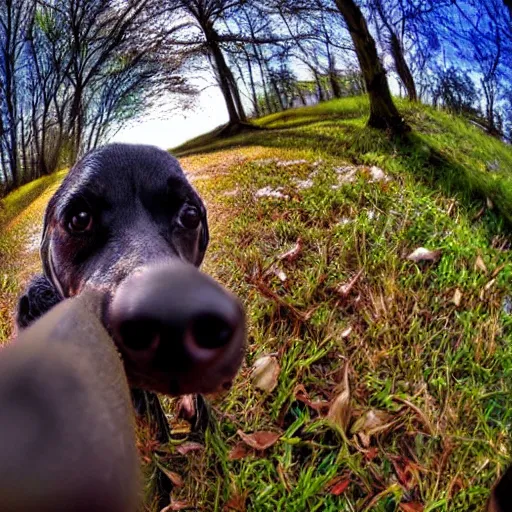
left=40, top=144, right=208, bottom=297
left=19, top=144, right=244, bottom=396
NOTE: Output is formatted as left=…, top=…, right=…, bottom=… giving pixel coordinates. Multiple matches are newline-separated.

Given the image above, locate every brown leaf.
left=176, top=442, right=204, bottom=456
left=328, top=363, right=351, bottom=432
left=223, top=491, right=247, bottom=512
left=391, top=457, right=422, bottom=490
left=452, top=288, right=462, bottom=307
left=159, top=468, right=184, bottom=488
left=474, top=255, right=488, bottom=274
left=335, top=269, right=364, bottom=297
left=407, top=247, right=442, bottom=263
left=364, top=447, right=379, bottom=460
left=491, top=263, right=506, bottom=278
left=237, top=430, right=280, bottom=450
left=399, top=503, right=424, bottom=512
left=251, top=355, right=280, bottom=392
left=228, top=442, right=250, bottom=460
left=293, top=384, right=330, bottom=413
left=328, top=478, right=350, bottom=496
left=278, top=238, right=303, bottom=263
left=350, top=409, right=396, bottom=447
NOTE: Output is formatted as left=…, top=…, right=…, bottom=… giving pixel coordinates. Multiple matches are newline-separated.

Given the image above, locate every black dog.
left=16, top=144, right=245, bottom=465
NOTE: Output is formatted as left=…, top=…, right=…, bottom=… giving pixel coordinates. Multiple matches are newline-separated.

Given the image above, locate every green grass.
left=0, top=171, right=66, bottom=341
left=174, top=97, right=512, bottom=229
left=0, top=97, right=511, bottom=511
left=167, top=98, right=512, bottom=511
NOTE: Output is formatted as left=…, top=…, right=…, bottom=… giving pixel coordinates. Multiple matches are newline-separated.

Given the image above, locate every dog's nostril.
left=189, top=313, right=233, bottom=350
left=119, top=319, right=159, bottom=351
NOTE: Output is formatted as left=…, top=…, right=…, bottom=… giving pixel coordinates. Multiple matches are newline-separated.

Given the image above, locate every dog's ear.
left=199, top=212, right=209, bottom=253
left=16, top=275, right=63, bottom=329
left=39, top=198, right=55, bottom=281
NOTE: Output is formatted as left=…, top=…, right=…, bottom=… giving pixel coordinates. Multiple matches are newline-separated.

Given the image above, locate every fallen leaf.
left=251, top=355, right=280, bottom=392
left=399, top=503, right=424, bottom=512
left=491, top=263, right=506, bottom=278
left=479, top=278, right=497, bottom=299
left=293, top=384, right=330, bottom=412
left=452, top=288, right=462, bottom=307
left=237, top=430, right=280, bottom=450
left=228, top=442, right=250, bottom=460
left=223, top=491, right=247, bottom=511
left=176, top=442, right=204, bottom=456
left=160, top=499, right=193, bottom=511
left=328, top=363, right=351, bottom=432
left=278, top=238, right=303, bottom=263
left=351, top=409, right=395, bottom=447
left=341, top=326, right=352, bottom=338
left=327, top=477, right=350, bottom=496
left=487, top=197, right=494, bottom=209
left=159, top=467, right=184, bottom=488
left=474, top=255, right=488, bottom=274
left=391, top=457, right=422, bottom=490
left=335, top=269, right=364, bottom=297
left=407, top=247, right=442, bottom=263
left=364, top=447, right=379, bottom=460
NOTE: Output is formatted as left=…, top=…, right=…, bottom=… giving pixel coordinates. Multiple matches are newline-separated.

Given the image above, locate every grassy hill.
left=1, top=97, right=512, bottom=511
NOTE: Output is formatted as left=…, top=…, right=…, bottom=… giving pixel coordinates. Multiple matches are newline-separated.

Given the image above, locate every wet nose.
left=108, top=262, right=245, bottom=394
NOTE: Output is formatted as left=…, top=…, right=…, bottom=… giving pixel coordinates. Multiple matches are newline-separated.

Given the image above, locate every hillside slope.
left=1, top=98, right=511, bottom=511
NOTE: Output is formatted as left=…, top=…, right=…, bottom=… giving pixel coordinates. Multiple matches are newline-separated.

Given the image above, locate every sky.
left=111, top=83, right=229, bottom=150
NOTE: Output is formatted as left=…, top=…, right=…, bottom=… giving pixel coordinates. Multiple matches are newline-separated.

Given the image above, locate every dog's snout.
left=108, top=262, right=245, bottom=395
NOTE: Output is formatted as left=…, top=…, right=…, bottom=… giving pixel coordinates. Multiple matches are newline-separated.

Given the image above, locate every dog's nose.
left=108, top=262, right=245, bottom=394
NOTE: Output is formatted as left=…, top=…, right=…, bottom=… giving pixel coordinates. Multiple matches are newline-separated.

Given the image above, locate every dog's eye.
left=68, top=211, right=93, bottom=233
left=179, top=206, right=200, bottom=230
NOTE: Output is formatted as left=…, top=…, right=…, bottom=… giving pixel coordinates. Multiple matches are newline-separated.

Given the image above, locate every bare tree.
left=333, top=0, right=408, bottom=132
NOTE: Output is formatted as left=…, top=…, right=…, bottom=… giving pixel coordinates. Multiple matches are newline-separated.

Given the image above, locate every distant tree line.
left=1, top=0, right=511, bottom=195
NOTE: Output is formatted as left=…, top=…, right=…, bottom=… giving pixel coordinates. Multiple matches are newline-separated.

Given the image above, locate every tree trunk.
left=503, top=0, right=512, bottom=19
left=329, top=68, right=343, bottom=99
left=226, top=66, right=247, bottom=122
left=314, top=70, right=325, bottom=102
left=244, top=50, right=259, bottom=117
left=253, top=45, right=273, bottom=114
left=389, top=32, right=417, bottom=102
left=373, top=0, right=418, bottom=102
left=207, top=36, right=241, bottom=125
left=334, top=0, right=409, bottom=133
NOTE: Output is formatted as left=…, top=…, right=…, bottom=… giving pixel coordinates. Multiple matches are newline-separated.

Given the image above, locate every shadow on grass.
left=174, top=118, right=512, bottom=237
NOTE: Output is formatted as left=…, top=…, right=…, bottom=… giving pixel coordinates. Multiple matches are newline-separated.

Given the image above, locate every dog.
left=15, top=144, right=245, bottom=503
